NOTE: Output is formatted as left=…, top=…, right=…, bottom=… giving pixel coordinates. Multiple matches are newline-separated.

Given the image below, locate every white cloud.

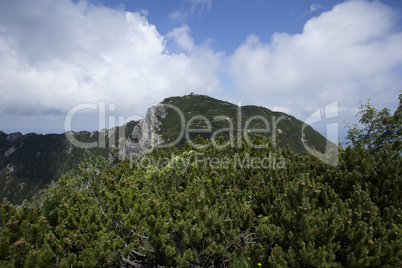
left=170, top=0, right=213, bottom=20
left=0, top=0, right=223, bottom=122
left=1, top=0, right=401, bottom=138
left=310, top=4, right=323, bottom=12
left=167, top=25, right=195, bottom=52
left=230, top=0, right=402, bottom=120
left=272, top=106, right=291, bottom=114
left=190, top=0, right=213, bottom=12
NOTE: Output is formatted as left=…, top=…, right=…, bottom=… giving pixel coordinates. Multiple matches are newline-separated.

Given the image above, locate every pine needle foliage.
left=0, top=133, right=400, bottom=267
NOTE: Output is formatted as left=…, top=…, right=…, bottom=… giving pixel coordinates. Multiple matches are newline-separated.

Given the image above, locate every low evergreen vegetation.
left=0, top=97, right=401, bottom=267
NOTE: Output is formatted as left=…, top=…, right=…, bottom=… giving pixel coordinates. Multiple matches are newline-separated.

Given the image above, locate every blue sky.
left=0, top=0, right=402, bottom=142
left=105, top=0, right=402, bottom=52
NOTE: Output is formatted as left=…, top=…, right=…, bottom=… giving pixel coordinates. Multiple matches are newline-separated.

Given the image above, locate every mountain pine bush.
left=0, top=97, right=401, bottom=267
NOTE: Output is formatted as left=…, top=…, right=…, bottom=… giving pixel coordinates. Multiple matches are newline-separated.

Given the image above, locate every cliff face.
left=123, top=104, right=167, bottom=159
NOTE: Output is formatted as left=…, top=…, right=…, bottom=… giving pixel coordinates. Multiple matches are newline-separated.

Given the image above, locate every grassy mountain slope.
left=158, top=94, right=329, bottom=153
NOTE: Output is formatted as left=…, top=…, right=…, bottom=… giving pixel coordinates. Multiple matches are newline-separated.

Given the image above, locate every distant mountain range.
left=0, top=94, right=332, bottom=205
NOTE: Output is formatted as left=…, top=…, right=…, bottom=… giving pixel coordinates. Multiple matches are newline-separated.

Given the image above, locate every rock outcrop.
left=123, top=104, right=167, bottom=159
left=6, top=132, right=22, bottom=142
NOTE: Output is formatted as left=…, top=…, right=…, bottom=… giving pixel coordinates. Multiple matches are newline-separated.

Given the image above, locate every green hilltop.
left=158, top=94, right=329, bottom=153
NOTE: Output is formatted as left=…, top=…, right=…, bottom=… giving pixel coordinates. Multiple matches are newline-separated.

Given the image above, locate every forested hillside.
left=0, top=130, right=126, bottom=205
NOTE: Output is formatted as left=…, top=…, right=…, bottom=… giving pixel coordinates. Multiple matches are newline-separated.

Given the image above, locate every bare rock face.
left=4, top=146, right=16, bottom=157
left=122, top=104, right=167, bottom=159
left=6, top=132, right=22, bottom=142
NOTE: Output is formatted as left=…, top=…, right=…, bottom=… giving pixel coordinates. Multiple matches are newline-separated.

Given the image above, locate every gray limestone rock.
left=123, top=104, right=167, bottom=159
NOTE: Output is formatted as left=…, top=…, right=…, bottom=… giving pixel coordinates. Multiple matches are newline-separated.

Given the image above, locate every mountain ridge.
left=0, top=94, right=333, bottom=205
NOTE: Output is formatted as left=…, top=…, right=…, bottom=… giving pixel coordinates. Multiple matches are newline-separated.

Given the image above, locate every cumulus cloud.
left=0, top=0, right=223, bottom=121
left=2, top=0, right=401, bottom=138
left=230, top=0, right=402, bottom=119
left=167, top=25, right=195, bottom=52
